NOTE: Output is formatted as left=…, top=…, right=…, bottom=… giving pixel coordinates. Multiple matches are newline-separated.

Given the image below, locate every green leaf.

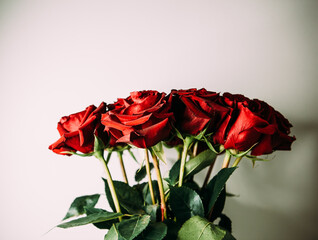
left=142, top=180, right=160, bottom=205
left=219, top=214, right=232, bottom=233
left=117, top=215, right=151, bottom=240
left=184, top=149, right=217, bottom=180
left=162, top=178, right=170, bottom=194
left=135, top=222, right=167, bottom=240
left=85, top=208, right=119, bottom=230
left=57, top=211, right=122, bottom=229
left=207, top=187, right=226, bottom=221
left=150, top=142, right=167, bottom=164
left=132, top=182, right=147, bottom=195
left=170, top=186, right=204, bottom=223
left=104, top=180, right=143, bottom=213
left=135, top=163, right=154, bottom=182
left=177, top=216, right=236, bottom=240
left=164, top=219, right=181, bottom=240
left=63, top=194, right=100, bottom=220
left=169, top=160, right=181, bottom=185
left=143, top=204, right=159, bottom=222
left=183, top=180, right=200, bottom=194
left=205, top=168, right=236, bottom=214
left=169, top=149, right=217, bottom=186
left=105, top=225, right=126, bottom=240
left=174, top=149, right=217, bottom=185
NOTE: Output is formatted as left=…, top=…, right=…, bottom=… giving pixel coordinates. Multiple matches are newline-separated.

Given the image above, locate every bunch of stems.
left=98, top=141, right=244, bottom=223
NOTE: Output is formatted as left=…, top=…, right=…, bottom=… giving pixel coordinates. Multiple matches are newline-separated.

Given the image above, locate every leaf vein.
left=131, top=216, right=140, bottom=239
left=197, top=222, right=211, bottom=240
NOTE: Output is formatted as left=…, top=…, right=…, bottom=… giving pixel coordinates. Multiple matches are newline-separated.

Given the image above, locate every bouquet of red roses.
left=49, top=88, right=295, bottom=240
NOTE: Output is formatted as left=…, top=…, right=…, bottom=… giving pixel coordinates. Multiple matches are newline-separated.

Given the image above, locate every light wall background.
left=0, top=1, right=317, bottom=239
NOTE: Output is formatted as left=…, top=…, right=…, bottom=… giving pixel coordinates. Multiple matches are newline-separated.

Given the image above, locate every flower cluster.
left=49, top=88, right=295, bottom=240
left=49, top=88, right=295, bottom=156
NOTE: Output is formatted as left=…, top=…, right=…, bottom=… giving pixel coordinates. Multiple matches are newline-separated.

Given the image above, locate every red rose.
left=248, top=100, right=295, bottom=155
left=171, top=88, right=229, bottom=136
left=214, top=93, right=295, bottom=156
left=101, top=91, right=174, bottom=148
left=213, top=93, right=250, bottom=146
left=49, top=102, right=108, bottom=155
left=223, top=102, right=277, bottom=154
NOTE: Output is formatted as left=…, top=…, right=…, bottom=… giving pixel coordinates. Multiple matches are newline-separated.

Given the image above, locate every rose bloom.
left=49, top=102, right=108, bottom=155
left=101, top=91, right=174, bottom=148
left=214, top=93, right=295, bottom=156
left=171, top=88, right=229, bottom=136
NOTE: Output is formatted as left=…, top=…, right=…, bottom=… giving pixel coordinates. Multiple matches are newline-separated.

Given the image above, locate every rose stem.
left=117, top=151, right=128, bottom=184
left=105, top=151, right=112, bottom=164
left=145, top=149, right=156, bottom=205
left=193, top=141, right=198, bottom=157
left=232, top=156, right=243, bottom=167
left=178, top=137, right=192, bottom=187
left=96, top=154, right=122, bottom=221
left=175, top=145, right=182, bottom=161
left=151, top=152, right=167, bottom=221
left=187, top=141, right=199, bottom=182
left=202, top=159, right=216, bottom=188
left=222, top=150, right=232, bottom=168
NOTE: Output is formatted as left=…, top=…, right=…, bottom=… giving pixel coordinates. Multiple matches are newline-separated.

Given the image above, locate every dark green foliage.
left=59, top=153, right=237, bottom=240
left=219, top=214, right=232, bottom=233
left=57, top=211, right=122, bottom=229
left=203, top=167, right=236, bottom=216
left=135, top=222, right=167, bottom=240
left=177, top=216, right=236, bottom=240
left=170, top=186, right=204, bottom=224
left=142, top=180, right=160, bottom=205
left=135, top=163, right=154, bottom=182
left=62, top=194, right=100, bottom=220
left=104, top=179, right=143, bottom=213
left=85, top=207, right=119, bottom=230
left=169, top=149, right=217, bottom=185
left=117, top=215, right=151, bottom=240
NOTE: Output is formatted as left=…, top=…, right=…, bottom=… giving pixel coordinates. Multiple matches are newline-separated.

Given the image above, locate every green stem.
left=232, top=156, right=243, bottom=167
left=202, top=158, right=216, bottom=188
left=175, top=145, right=182, bottom=161
left=95, top=153, right=122, bottom=221
left=145, top=149, right=156, bottom=205
left=151, top=152, right=167, bottom=221
left=178, top=137, right=192, bottom=187
left=105, top=151, right=112, bottom=164
left=193, top=141, right=198, bottom=157
left=222, top=150, right=232, bottom=168
left=117, top=152, right=129, bottom=184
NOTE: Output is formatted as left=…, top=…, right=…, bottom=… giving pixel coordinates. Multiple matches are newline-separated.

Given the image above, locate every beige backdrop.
left=0, top=0, right=317, bottom=239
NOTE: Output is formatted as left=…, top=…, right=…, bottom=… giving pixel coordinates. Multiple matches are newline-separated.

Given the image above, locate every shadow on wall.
left=225, top=198, right=316, bottom=240
left=221, top=120, right=318, bottom=240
